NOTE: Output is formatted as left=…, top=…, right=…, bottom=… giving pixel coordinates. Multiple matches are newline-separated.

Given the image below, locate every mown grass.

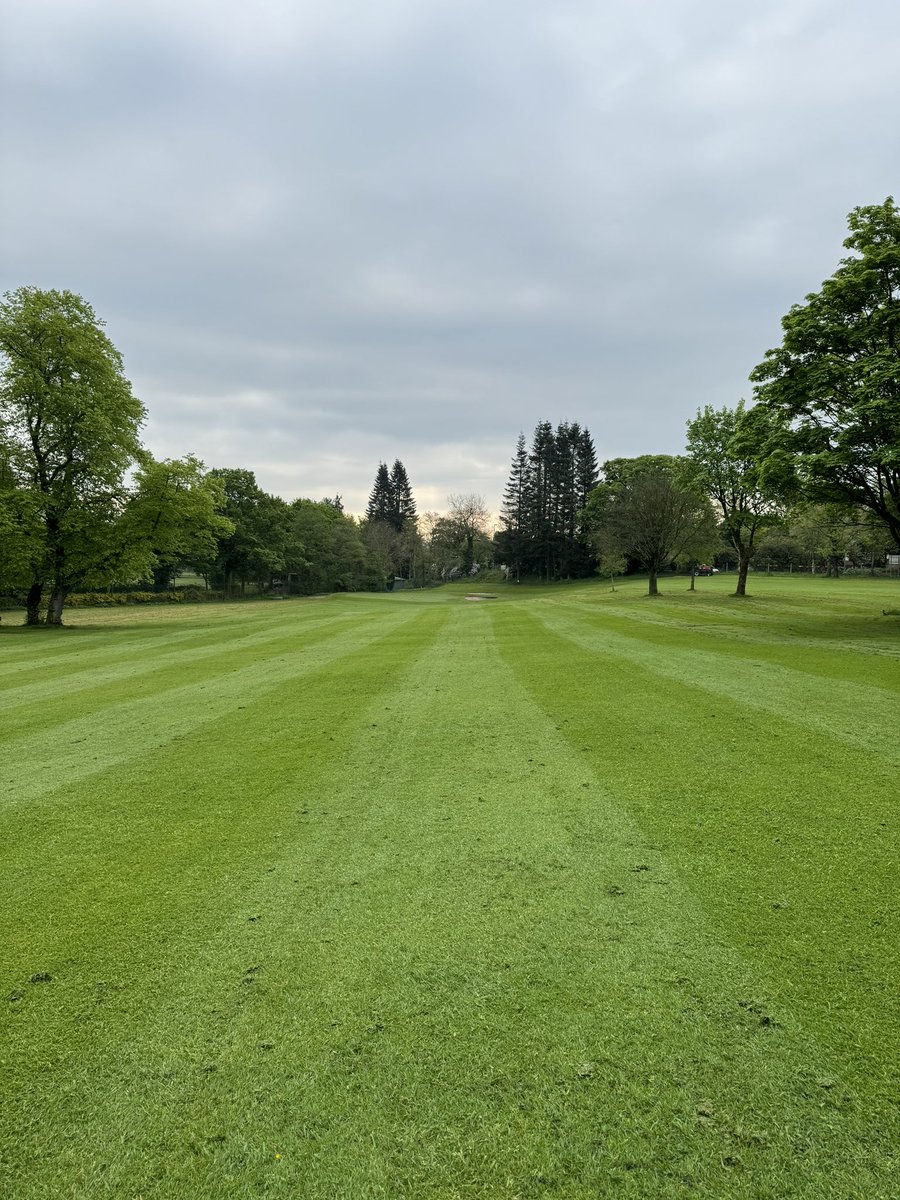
left=1, top=576, right=898, bottom=1198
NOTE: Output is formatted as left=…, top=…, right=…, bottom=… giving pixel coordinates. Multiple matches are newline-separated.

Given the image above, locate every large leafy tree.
left=685, top=401, right=783, bottom=596
left=751, top=198, right=900, bottom=544
left=583, top=458, right=718, bottom=595
left=0, top=287, right=145, bottom=623
left=290, top=499, right=379, bottom=593
left=124, top=457, right=233, bottom=592
left=445, top=493, right=491, bottom=575
left=426, top=495, right=493, bottom=579
left=205, top=468, right=300, bottom=596
left=0, top=457, right=44, bottom=600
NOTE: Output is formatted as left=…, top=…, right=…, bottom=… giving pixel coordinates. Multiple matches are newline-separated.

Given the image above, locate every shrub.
left=64, top=589, right=220, bottom=607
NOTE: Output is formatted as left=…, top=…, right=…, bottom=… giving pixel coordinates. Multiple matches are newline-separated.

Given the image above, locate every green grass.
left=1, top=576, right=898, bottom=1198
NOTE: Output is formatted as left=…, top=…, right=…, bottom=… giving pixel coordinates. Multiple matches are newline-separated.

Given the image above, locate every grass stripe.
left=0, top=607, right=367, bottom=708
left=1, top=581, right=897, bottom=1198
left=493, top=604, right=899, bottom=1106
left=530, top=603, right=899, bottom=762
left=3, top=596, right=897, bottom=1198
left=0, top=604, right=422, bottom=811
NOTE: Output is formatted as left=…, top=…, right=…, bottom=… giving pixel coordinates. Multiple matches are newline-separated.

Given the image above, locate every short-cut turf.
left=2, top=576, right=898, bottom=1198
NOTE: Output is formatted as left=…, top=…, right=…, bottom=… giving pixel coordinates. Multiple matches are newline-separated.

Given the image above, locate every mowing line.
left=3, top=600, right=892, bottom=1198
left=0, top=607, right=373, bottom=705
left=529, top=606, right=900, bottom=763
left=0, top=605, right=424, bottom=811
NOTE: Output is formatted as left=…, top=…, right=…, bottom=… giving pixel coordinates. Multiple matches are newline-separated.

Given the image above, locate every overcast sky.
left=3, top=0, right=898, bottom=516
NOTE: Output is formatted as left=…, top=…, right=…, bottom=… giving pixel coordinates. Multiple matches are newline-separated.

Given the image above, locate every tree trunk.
left=462, top=532, right=474, bottom=574
left=46, top=588, right=67, bottom=625
left=735, top=554, right=750, bottom=596
left=25, top=581, right=43, bottom=626
left=689, top=566, right=696, bottom=591
left=648, top=570, right=658, bottom=596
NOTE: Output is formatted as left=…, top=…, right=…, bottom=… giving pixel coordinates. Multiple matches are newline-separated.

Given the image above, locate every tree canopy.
left=0, top=287, right=147, bottom=623
left=0, top=288, right=234, bottom=622
left=685, top=401, right=783, bottom=596
left=583, top=458, right=718, bottom=595
left=750, top=198, right=900, bottom=544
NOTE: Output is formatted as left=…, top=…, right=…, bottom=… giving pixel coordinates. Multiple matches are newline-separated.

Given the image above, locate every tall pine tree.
left=365, top=462, right=394, bottom=525
left=498, top=421, right=598, bottom=580
left=389, top=460, right=417, bottom=531
left=498, top=433, right=529, bottom=581
left=366, top=460, right=417, bottom=533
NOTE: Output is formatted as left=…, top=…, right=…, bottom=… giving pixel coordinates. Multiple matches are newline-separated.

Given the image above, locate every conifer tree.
left=366, top=460, right=417, bottom=533
left=499, top=433, right=529, bottom=581
left=575, top=427, right=599, bottom=509
left=389, top=459, right=417, bottom=531
left=365, top=462, right=393, bottom=525
left=529, top=421, right=555, bottom=579
left=497, top=421, right=599, bottom=581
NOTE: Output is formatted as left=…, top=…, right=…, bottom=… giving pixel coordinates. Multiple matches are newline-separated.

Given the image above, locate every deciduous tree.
left=685, top=401, right=783, bottom=596
left=125, top=457, right=232, bottom=592
left=0, top=287, right=145, bottom=623
left=585, top=461, right=718, bottom=595
left=751, top=198, right=900, bottom=544
left=207, top=469, right=299, bottom=596
left=437, top=494, right=492, bottom=576
left=290, top=499, right=377, bottom=593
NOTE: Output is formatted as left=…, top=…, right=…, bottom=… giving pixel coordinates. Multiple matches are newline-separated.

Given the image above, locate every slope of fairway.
left=1, top=578, right=898, bottom=1198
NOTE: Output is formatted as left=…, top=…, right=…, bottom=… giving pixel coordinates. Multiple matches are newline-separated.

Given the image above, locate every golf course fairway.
left=1, top=575, right=898, bottom=1198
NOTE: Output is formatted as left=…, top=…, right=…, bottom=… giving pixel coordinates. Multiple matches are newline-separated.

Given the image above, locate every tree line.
left=499, top=197, right=899, bottom=595
left=0, top=284, right=495, bottom=624
left=2, top=198, right=898, bottom=621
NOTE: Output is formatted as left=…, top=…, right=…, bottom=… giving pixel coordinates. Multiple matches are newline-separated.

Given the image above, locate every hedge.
left=64, top=588, right=220, bottom=607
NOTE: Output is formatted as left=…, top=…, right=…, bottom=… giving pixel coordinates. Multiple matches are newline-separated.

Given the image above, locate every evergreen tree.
left=575, top=426, right=599, bottom=510
left=528, top=421, right=556, bottom=579
left=554, top=422, right=579, bottom=576
left=366, top=460, right=417, bottom=533
left=497, top=421, right=599, bottom=581
left=574, top=428, right=600, bottom=574
left=365, top=462, right=393, bottom=525
left=389, top=459, right=417, bottom=531
left=363, top=459, right=420, bottom=580
left=498, top=433, right=529, bottom=580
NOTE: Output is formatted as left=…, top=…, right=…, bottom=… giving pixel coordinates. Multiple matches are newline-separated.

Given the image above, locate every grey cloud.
left=4, top=0, right=899, bottom=514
